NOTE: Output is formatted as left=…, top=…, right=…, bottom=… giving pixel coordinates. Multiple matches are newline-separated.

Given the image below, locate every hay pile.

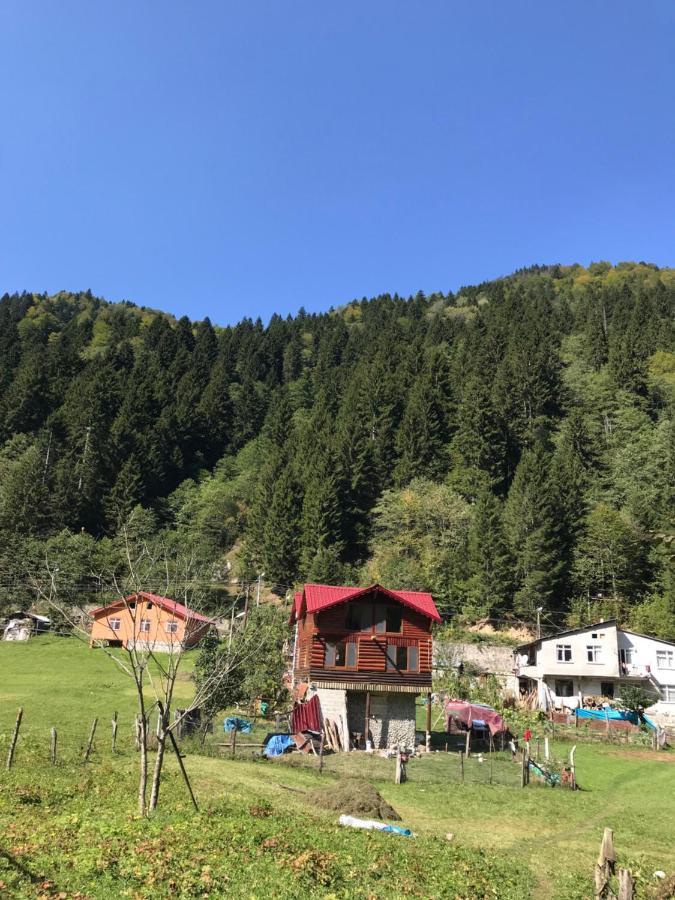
left=308, top=779, right=400, bottom=821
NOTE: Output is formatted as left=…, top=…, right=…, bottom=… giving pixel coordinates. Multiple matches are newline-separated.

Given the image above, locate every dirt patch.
left=307, top=779, right=400, bottom=821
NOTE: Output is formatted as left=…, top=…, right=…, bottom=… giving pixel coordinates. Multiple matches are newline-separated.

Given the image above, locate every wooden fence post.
left=617, top=868, right=636, bottom=900
left=6, top=707, right=23, bottom=769
left=318, top=732, right=325, bottom=775
left=465, top=728, right=471, bottom=757
left=594, top=827, right=615, bottom=898
left=570, top=745, right=577, bottom=790
left=111, top=711, right=118, bottom=754
left=459, top=750, right=464, bottom=783
left=521, top=747, right=528, bottom=788
left=489, top=735, right=494, bottom=785
left=544, top=736, right=549, bottom=760
left=230, top=725, right=237, bottom=759
left=50, top=727, right=58, bottom=765
left=84, top=717, right=98, bottom=761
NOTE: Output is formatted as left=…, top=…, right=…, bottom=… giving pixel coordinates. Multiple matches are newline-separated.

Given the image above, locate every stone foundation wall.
left=346, top=691, right=416, bottom=750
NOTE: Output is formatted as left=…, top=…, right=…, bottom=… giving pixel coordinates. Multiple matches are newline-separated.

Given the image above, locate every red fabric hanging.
left=291, top=694, right=322, bottom=733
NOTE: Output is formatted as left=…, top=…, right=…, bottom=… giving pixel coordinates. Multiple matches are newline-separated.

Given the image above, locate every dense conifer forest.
left=0, top=262, right=673, bottom=636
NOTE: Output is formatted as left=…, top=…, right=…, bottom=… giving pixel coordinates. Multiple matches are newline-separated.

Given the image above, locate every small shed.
left=2, top=612, right=51, bottom=641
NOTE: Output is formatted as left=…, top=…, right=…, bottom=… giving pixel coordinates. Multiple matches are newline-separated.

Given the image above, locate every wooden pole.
left=166, top=727, right=199, bottom=812
left=425, top=691, right=432, bottom=753
left=111, top=711, right=118, bottom=754
left=594, top=827, right=615, bottom=898
left=617, top=868, right=636, bottom=900
left=318, top=731, right=325, bottom=775
left=231, top=725, right=237, bottom=759
left=50, top=727, right=58, bottom=765
left=521, top=747, right=528, bottom=788
left=6, top=708, right=23, bottom=769
left=544, top=736, right=549, bottom=760
left=84, top=717, right=98, bottom=761
left=489, top=734, right=494, bottom=785
left=459, top=750, right=464, bottom=783
left=364, top=691, right=371, bottom=749
left=569, top=745, right=577, bottom=790
left=395, top=750, right=402, bottom=784
left=465, top=728, right=471, bottom=757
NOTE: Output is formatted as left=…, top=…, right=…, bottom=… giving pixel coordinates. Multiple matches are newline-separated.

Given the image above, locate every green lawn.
left=1, top=637, right=673, bottom=899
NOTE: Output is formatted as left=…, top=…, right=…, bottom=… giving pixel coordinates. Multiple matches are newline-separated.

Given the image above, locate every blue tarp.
left=575, top=708, right=639, bottom=725
left=263, top=734, right=294, bottom=757
left=224, top=716, right=253, bottom=733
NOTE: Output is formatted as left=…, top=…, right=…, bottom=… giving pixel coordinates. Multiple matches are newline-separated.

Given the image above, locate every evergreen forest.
left=0, top=261, right=673, bottom=637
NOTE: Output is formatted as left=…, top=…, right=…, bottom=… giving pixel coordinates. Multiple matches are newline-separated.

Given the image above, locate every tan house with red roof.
left=290, top=583, right=440, bottom=751
left=89, top=591, right=214, bottom=652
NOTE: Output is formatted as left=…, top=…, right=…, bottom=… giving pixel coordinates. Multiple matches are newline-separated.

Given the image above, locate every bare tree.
left=30, top=526, right=276, bottom=817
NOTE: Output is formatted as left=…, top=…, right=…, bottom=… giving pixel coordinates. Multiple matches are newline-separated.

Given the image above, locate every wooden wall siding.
left=309, top=635, right=432, bottom=674
left=295, top=614, right=314, bottom=675
left=315, top=596, right=432, bottom=638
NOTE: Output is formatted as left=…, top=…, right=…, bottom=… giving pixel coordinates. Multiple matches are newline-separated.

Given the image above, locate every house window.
left=140, top=619, right=151, bottom=633
left=345, top=641, right=358, bottom=668
left=656, top=650, right=674, bottom=670
left=385, top=607, right=403, bottom=634
left=165, top=621, right=178, bottom=634
left=147, top=602, right=153, bottom=610
left=325, top=641, right=346, bottom=667
left=600, top=681, right=615, bottom=698
left=108, top=618, right=121, bottom=631
left=554, top=679, right=574, bottom=697
left=346, top=605, right=366, bottom=631
left=587, top=644, right=602, bottom=663
left=526, top=647, right=536, bottom=665
left=661, top=685, right=675, bottom=703
left=620, top=648, right=634, bottom=666
left=386, top=644, right=417, bottom=672
left=591, top=633, right=598, bottom=639
left=556, top=644, right=572, bottom=663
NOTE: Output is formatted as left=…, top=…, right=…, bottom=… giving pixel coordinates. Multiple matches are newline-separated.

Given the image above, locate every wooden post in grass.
left=6, top=707, right=23, bottom=769
left=318, top=732, right=325, bottom=775
left=521, top=747, right=528, bottom=788
left=425, top=691, right=432, bottom=753
left=395, top=750, right=402, bottom=784
left=569, top=745, right=577, bottom=790
left=489, top=735, right=494, bottom=785
left=459, top=750, right=464, bottom=783
left=50, top=727, right=57, bottom=765
left=544, top=736, right=549, bottom=760
left=111, top=711, right=118, bottom=754
left=594, top=827, right=615, bottom=898
left=166, top=726, right=199, bottom=812
left=230, top=725, right=237, bottom=759
left=617, top=867, right=636, bottom=900
left=84, top=717, right=98, bottom=761
left=364, top=691, right=371, bottom=749
left=464, top=728, right=471, bottom=757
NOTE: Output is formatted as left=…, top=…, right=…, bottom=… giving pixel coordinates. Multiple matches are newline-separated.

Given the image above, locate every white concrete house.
left=514, top=619, right=675, bottom=724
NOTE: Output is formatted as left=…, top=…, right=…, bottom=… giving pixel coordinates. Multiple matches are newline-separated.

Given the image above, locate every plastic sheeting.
left=574, top=708, right=639, bottom=725
left=444, top=700, right=507, bottom=736
left=224, top=716, right=253, bottom=733
left=263, top=734, right=295, bottom=757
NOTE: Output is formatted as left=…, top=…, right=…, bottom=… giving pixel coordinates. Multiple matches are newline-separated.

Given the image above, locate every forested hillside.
left=0, top=262, right=673, bottom=636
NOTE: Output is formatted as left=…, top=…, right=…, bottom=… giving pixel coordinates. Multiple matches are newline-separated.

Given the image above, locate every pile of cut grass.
left=308, top=777, right=400, bottom=820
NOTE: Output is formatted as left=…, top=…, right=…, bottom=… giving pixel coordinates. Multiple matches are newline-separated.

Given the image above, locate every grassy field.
left=1, top=637, right=674, bottom=899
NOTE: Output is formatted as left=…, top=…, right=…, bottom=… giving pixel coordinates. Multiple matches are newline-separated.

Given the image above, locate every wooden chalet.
left=290, top=583, right=440, bottom=750
left=89, top=591, right=214, bottom=652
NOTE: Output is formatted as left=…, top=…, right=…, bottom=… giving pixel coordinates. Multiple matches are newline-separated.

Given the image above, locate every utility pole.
left=536, top=607, right=543, bottom=639
left=42, top=429, right=52, bottom=483
left=256, top=572, right=265, bottom=607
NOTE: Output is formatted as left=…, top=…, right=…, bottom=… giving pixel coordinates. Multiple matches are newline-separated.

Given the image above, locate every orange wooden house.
left=89, top=591, right=215, bottom=652
left=290, top=583, right=440, bottom=750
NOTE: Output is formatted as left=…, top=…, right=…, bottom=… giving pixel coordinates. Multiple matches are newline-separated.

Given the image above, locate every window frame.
left=325, top=639, right=357, bottom=669
left=108, top=617, right=121, bottom=632
left=586, top=644, right=602, bottom=664
left=556, top=643, right=572, bottom=663
left=656, top=650, right=674, bottom=670
left=165, top=620, right=179, bottom=634
left=139, top=619, right=151, bottom=633
left=661, top=685, right=675, bottom=703
left=385, top=643, right=418, bottom=673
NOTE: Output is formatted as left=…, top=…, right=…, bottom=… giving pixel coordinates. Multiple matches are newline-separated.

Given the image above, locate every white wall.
left=619, top=631, right=675, bottom=715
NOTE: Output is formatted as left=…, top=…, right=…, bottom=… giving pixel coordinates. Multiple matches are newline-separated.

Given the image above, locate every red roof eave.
left=295, top=583, right=440, bottom=623
left=90, top=591, right=216, bottom=626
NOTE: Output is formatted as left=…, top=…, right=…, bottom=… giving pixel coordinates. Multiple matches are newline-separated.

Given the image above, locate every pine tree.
left=504, top=440, right=566, bottom=619
left=467, top=488, right=513, bottom=617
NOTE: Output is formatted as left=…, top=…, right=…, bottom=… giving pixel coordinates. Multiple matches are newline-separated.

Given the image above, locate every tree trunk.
left=138, top=713, right=148, bottom=816
left=149, top=714, right=168, bottom=811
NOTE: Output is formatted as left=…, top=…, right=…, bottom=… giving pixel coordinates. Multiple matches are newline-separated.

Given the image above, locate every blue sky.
left=1, top=2, right=674, bottom=324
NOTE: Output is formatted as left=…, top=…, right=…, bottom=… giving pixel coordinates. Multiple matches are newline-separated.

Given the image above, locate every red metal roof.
left=290, top=583, right=440, bottom=624
left=90, top=591, right=216, bottom=625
